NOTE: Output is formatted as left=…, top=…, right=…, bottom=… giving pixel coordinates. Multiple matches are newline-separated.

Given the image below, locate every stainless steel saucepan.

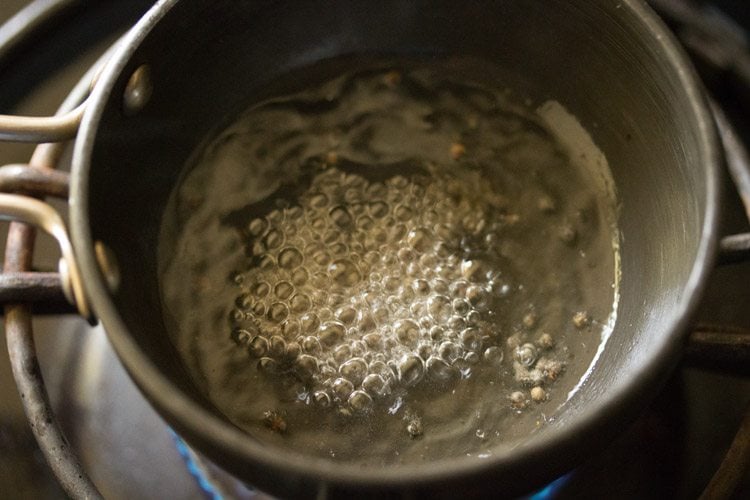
left=2, top=1, right=749, bottom=497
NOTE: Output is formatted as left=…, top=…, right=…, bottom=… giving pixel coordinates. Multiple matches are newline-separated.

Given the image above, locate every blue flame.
left=172, top=427, right=574, bottom=500
left=526, top=473, right=573, bottom=500
left=170, top=429, right=225, bottom=500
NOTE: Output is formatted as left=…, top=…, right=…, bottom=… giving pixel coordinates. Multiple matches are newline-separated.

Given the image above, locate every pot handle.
left=0, top=102, right=85, bottom=142
left=0, top=192, right=92, bottom=321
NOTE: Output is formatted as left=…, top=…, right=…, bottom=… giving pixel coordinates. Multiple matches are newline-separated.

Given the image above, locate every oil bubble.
left=264, top=229, right=284, bottom=250
left=413, top=279, right=430, bottom=296
left=362, top=373, right=389, bottom=397
left=253, top=281, right=270, bottom=298
left=515, top=343, right=539, bottom=367
left=398, top=355, right=425, bottom=386
left=333, top=344, right=352, bottom=364
left=290, top=294, right=312, bottom=313
left=314, top=391, right=331, bottom=407
left=460, top=327, right=482, bottom=351
left=336, top=306, right=357, bottom=325
left=329, top=259, right=361, bottom=287
left=300, top=312, right=320, bottom=334
left=427, top=295, right=451, bottom=322
left=332, top=378, right=354, bottom=400
left=319, top=322, right=346, bottom=347
left=394, top=319, right=420, bottom=345
left=248, top=336, right=269, bottom=358
left=340, top=358, right=368, bottom=386
left=302, top=336, right=322, bottom=354
left=484, top=346, right=504, bottom=365
left=290, top=268, right=308, bottom=286
left=278, top=247, right=303, bottom=269
left=269, top=336, right=287, bottom=358
left=369, top=200, right=389, bottom=218
left=274, top=281, right=294, bottom=300
left=363, top=333, right=383, bottom=350
left=295, top=354, right=319, bottom=380
left=281, top=320, right=300, bottom=338
left=407, top=227, right=432, bottom=252
left=329, top=206, right=353, bottom=229
left=248, top=218, right=268, bottom=236
left=426, top=356, right=458, bottom=383
left=268, top=303, right=289, bottom=323
left=348, top=390, right=373, bottom=412
left=258, top=357, right=280, bottom=374
left=438, top=341, right=463, bottom=364
left=285, top=341, right=301, bottom=360
left=231, top=328, right=253, bottom=346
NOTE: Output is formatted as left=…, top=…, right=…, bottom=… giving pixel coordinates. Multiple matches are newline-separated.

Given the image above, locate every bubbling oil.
left=233, top=163, right=530, bottom=413
left=158, top=59, right=619, bottom=464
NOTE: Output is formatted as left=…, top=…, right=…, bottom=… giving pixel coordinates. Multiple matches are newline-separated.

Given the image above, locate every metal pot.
left=2, top=0, right=747, bottom=497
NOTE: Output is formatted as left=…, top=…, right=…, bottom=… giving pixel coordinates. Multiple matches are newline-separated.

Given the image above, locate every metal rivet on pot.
left=95, top=241, right=121, bottom=293
left=123, top=64, right=153, bottom=116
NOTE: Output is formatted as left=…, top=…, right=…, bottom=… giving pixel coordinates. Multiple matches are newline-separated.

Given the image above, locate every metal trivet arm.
left=3, top=141, right=100, bottom=500
left=689, top=104, right=750, bottom=500
left=0, top=2, right=105, bottom=496
left=0, top=63, right=103, bottom=497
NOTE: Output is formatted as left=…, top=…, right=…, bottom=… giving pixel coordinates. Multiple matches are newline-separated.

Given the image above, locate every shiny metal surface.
left=0, top=164, right=69, bottom=197
left=0, top=102, right=84, bottom=142
left=686, top=325, right=750, bottom=376
left=3, top=138, right=100, bottom=499
left=0, top=1, right=160, bottom=498
left=0, top=192, right=90, bottom=319
left=122, top=64, right=152, bottom=117
left=43, top=323, right=214, bottom=500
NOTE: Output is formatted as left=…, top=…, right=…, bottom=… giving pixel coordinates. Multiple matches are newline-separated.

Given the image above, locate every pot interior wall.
left=84, top=0, right=713, bottom=482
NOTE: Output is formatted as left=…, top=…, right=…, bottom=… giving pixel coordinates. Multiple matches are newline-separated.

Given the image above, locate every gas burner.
left=0, top=1, right=749, bottom=498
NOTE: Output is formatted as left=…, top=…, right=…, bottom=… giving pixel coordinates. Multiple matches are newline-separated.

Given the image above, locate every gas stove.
left=0, top=1, right=748, bottom=498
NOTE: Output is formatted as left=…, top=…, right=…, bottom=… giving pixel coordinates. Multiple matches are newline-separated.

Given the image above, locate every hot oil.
left=158, top=59, right=619, bottom=464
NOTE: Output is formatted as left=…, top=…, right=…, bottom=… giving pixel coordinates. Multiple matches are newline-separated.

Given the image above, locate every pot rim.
left=70, top=0, right=721, bottom=493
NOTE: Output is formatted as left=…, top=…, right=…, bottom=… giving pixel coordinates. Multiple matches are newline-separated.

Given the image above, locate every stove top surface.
left=0, top=1, right=749, bottom=498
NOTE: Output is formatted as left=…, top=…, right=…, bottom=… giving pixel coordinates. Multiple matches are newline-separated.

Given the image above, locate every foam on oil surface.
left=231, top=163, right=520, bottom=413
left=158, top=60, right=619, bottom=464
